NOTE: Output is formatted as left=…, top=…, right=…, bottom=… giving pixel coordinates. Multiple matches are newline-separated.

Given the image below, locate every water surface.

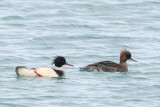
left=0, top=0, right=160, bottom=107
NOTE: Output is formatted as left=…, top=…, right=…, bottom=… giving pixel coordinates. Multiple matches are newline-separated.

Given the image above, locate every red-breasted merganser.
left=80, top=50, right=137, bottom=72
left=15, top=56, right=73, bottom=77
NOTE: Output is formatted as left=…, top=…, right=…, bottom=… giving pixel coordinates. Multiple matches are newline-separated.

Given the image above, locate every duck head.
left=53, top=56, right=73, bottom=67
left=120, top=50, right=137, bottom=63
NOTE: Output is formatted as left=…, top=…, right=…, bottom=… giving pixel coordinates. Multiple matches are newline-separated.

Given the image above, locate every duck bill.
left=129, top=58, right=137, bottom=62
left=65, top=63, right=73, bottom=66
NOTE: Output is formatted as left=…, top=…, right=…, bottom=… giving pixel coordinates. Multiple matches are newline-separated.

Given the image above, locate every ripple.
left=0, top=0, right=160, bottom=106
left=1, top=15, right=25, bottom=21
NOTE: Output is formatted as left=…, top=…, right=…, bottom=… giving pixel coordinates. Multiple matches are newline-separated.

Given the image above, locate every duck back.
left=80, top=61, right=121, bottom=72
left=16, top=66, right=36, bottom=77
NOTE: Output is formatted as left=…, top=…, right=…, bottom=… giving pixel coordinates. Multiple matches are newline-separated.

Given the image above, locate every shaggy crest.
left=120, top=49, right=130, bottom=55
left=52, top=56, right=58, bottom=64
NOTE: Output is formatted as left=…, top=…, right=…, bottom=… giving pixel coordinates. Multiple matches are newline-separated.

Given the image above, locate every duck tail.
left=15, top=66, right=27, bottom=76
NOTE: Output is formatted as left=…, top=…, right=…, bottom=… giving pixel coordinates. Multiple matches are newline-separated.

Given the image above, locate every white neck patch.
left=56, top=67, right=63, bottom=70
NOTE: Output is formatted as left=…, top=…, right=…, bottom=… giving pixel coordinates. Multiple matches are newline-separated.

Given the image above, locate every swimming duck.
left=80, top=50, right=137, bottom=72
left=15, top=56, right=73, bottom=77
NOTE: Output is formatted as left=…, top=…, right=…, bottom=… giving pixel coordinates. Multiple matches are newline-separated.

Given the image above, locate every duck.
left=80, top=50, right=137, bottom=72
left=15, top=56, right=73, bottom=77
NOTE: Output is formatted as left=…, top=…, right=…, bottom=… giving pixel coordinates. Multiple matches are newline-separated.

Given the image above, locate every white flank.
left=18, top=67, right=59, bottom=77
left=36, top=67, right=59, bottom=77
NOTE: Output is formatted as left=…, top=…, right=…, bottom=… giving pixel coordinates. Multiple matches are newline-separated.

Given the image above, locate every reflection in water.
left=16, top=76, right=66, bottom=82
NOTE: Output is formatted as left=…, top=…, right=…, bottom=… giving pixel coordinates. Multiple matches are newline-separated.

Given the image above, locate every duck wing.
left=80, top=61, right=120, bottom=72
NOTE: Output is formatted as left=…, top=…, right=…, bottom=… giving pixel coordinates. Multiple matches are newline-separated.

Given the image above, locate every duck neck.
left=119, top=61, right=128, bottom=71
left=120, top=61, right=127, bottom=66
left=120, top=55, right=128, bottom=66
left=56, top=67, right=63, bottom=70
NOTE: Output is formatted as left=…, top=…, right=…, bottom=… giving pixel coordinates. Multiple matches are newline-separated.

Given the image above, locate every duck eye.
left=126, top=54, right=131, bottom=58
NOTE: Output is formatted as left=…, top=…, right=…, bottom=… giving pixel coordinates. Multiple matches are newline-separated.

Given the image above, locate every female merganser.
left=80, top=50, right=137, bottom=72
left=15, top=56, right=73, bottom=77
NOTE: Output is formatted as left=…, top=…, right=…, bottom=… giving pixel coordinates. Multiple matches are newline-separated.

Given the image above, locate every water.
left=0, top=0, right=160, bottom=106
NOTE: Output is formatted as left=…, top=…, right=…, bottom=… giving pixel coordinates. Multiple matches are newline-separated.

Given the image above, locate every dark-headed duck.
left=15, top=56, right=73, bottom=77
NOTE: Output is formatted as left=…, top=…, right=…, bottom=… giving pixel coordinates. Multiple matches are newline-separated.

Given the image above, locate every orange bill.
left=129, top=58, right=137, bottom=62
left=65, top=63, right=74, bottom=66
